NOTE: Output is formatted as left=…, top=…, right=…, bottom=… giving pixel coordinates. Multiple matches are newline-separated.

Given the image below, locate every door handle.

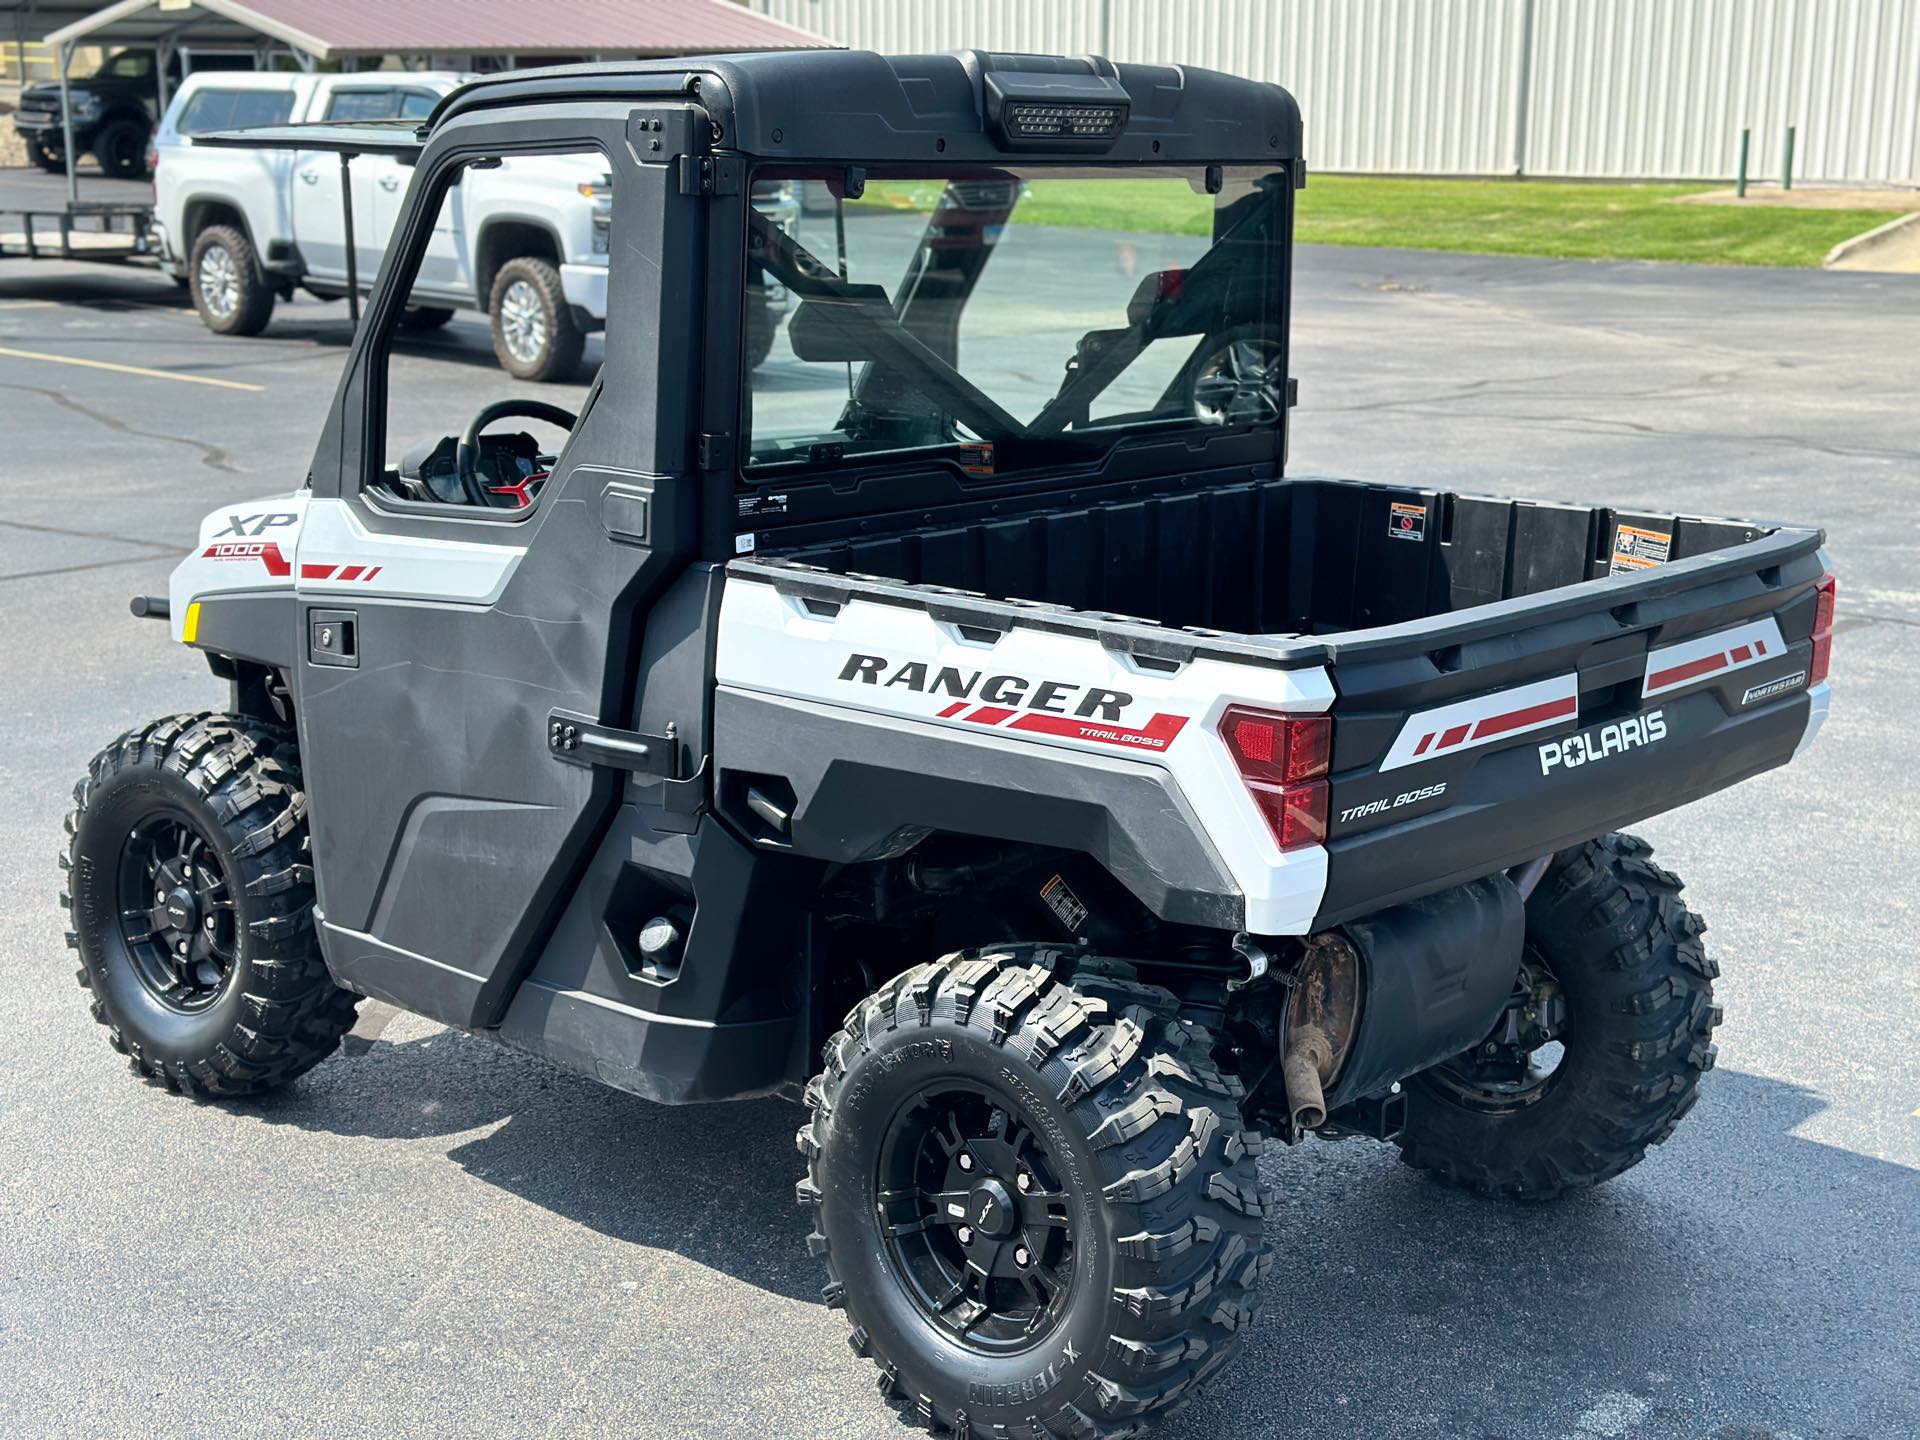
left=378, top=174, right=400, bottom=192
left=299, top=168, right=319, bottom=184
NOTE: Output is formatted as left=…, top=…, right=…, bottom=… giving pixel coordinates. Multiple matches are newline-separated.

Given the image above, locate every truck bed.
left=719, top=475, right=1829, bottom=934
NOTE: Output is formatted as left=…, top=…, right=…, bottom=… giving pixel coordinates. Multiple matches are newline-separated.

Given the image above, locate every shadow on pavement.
left=251, top=1026, right=1920, bottom=1435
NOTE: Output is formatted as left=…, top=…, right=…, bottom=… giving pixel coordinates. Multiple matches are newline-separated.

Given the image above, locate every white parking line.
left=0, top=344, right=264, bottom=391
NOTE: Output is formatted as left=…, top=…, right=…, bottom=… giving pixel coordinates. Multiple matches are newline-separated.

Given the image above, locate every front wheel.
left=1394, top=833, right=1720, bottom=1201
left=800, top=947, right=1273, bottom=1438
left=488, top=257, right=584, bottom=382
left=61, top=714, right=359, bottom=1097
left=24, top=133, right=66, bottom=173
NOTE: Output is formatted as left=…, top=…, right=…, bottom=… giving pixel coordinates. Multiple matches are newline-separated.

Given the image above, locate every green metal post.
left=1782, top=125, right=1796, bottom=190
left=1737, top=128, right=1750, bottom=198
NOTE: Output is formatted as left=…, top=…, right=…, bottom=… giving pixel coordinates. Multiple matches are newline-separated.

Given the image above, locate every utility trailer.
left=0, top=195, right=153, bottom=261
left=57, top=49, right=1836, bottom=1439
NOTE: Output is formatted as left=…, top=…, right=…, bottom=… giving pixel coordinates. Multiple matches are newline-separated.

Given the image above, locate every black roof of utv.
left=428, top=49, right=1303, bottom=167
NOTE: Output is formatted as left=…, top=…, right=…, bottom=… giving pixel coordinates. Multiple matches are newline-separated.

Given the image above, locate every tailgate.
left=1312, top=528, right=1830, bottom=926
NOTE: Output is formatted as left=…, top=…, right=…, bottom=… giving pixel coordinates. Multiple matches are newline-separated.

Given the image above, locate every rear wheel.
left=1394, top=833, right=1720, bottom=1200
left=488, top=256, right=583, bottom=382
left=92, top=118, right=148, bottom=179
left=190, top=224, right=275, bottom=336
left=800, top=946, right=1274, bottom=1438
left=61, top=713, right=359, bottom=1097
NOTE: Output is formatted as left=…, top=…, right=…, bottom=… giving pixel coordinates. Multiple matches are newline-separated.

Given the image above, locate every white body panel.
left=168, top=494, right=527, bottom=638
left=714, top=577, right=1338, bottom=935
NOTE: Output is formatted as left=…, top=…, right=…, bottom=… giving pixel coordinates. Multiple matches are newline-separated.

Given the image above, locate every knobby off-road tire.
left=799, top=946, right=1274, bottom=1439
left=61, top=713, right=359, bottom=1097
left=1396, top=833, right=1719, bottom=1201
left=189, top=224, right=275, bottom=337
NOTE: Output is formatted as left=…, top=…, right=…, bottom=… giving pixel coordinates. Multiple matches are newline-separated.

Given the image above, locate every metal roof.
left=33, top=0, right=830, bottom=56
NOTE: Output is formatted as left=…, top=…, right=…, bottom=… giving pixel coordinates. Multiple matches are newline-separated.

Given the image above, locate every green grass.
left=858, top=176, right=1900, bottom=269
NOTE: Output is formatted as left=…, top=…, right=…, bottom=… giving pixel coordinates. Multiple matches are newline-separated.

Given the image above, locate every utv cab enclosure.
left=65, top=50, right=1834, bottom=1439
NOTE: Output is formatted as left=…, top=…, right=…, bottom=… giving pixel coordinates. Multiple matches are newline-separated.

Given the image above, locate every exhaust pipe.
left=1282, top=1024, right=1333, bottom=1130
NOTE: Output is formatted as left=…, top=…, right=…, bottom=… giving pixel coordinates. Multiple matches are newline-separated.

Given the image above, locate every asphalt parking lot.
left=2, top=229, right=1917, bottom=1440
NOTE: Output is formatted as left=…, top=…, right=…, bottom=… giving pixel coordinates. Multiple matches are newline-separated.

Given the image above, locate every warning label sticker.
left=1039, top=874, right=1088, bottom=933
left=1610, top=523, right=1673, bottom=575
left=958, top=442, right=996, bottom=476
left=1388, top=501, right=1428, bottom=542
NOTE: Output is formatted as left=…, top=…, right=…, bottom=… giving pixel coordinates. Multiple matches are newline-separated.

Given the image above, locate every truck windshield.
left=741, top=165, right=1289, bottom=479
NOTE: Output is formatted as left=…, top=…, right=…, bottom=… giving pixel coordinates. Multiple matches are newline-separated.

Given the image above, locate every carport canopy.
left=29, top=0, right=829, bottom=60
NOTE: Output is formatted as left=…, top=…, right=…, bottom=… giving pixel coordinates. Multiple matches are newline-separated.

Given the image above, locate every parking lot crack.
left=0, top=381, right=237, bottom=473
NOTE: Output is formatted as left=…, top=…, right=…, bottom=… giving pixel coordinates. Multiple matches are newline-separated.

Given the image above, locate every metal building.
left=746, top=0, right=1920, bottom=184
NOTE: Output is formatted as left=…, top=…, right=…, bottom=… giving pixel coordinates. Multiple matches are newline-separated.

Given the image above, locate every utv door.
left=288, top=101, right=718, bottom=1028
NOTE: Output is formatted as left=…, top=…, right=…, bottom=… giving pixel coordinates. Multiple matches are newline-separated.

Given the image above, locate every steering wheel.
left=455, top=399, right=579, bottom=507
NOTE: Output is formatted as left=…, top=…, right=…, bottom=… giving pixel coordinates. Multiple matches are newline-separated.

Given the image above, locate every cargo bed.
left=730, top=474, right=1830, bottom=931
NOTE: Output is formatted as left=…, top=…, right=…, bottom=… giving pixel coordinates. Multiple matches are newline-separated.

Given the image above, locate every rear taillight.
left=1809, top=571, right=1836, bottom=686
left=1219, top=706, right=1331, bottom=852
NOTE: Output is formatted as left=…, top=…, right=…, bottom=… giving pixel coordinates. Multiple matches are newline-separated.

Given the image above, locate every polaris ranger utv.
left=62, top=51, right=1835, bottom=1438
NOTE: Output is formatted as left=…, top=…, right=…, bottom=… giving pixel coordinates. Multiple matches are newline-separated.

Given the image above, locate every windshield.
left=741, top=165, right=1289, bottom=479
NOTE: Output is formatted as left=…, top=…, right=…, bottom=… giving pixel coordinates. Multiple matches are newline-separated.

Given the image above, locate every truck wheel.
left=1394, top=833, right=1719, bottom=1201
left=25, top=133, right=66, bottom=174
left=488, top=257, right=584, bottom=382
left=799, top=946, right=1273, bottom=1438
left=92, top=119, right=149, bottom=179
left=190, top=225, right=275, bottom=337
left=60, top=713, right=360, bottom=1098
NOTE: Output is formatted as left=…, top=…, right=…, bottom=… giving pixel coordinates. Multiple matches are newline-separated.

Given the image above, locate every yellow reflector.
left=181, top=601, right=201, bottom=644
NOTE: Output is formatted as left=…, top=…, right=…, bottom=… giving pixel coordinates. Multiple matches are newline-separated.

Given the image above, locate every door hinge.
left=678, top=153, right=742, bottom=197
left=548, top=710, right=679, bottom=779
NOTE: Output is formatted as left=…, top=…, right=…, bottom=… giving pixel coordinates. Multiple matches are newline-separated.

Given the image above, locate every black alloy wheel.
left=115, top=812, right=238, bottom=1013
left=874, top=1080, right=1077, bottom=1354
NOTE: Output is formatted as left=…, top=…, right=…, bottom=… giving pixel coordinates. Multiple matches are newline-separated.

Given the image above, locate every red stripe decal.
left=1755, top=639, right=1767, bottom=655
left=1648, top=651, right=1728, bottom=691
left=1438, top=723, right=1471, bottom=749
left=337, top=565, right=365, bottom=582
left=962, top=706, right=1016, bottom=725
left=1413, top=733, right=1435, bottom=756
left=1470, top=695, right=1578, bottom=741
left=1729, top=644, right=1752, bottom=663
left=362, top=566, right=381, bottom=582
left=935, top=701, right=968, bottom=719
left=1007, top=711, right=1189, bottom=752
left=300, top=563, right=336, bottom=580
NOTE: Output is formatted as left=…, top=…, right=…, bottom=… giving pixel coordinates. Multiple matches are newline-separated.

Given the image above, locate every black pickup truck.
left=12, top=48, right=245, bottom=178
left=61, top=50, right=1834, bottom=1438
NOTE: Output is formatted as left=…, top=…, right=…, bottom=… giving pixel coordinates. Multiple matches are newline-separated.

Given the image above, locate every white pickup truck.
left=152, top=69, right=795, bottom=381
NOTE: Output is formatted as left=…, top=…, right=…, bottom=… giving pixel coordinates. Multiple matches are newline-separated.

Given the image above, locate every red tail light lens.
left=1218, top=707, right=1332, bottom=852
left=1219, top=707, right=1331, bottom=784
left=1809, top=571, right=1837, bottom=686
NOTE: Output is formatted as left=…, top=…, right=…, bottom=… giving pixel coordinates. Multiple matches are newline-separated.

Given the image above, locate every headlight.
left=72, top=92, right=102, bottom=119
